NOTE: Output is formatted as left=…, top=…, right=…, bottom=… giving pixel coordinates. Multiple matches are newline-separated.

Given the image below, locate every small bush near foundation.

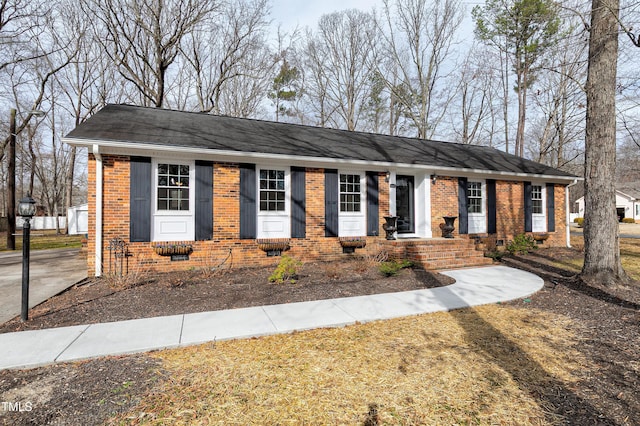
left=575, top=217, right=584, bottom=227
left=506, top=234, right=537, bottom=255
left=269, top=255, right=303, bottom=284
left=622, top=218, right=635, bottom=224
left=378, top=259, right=413, bottom=277
left=486, top=250, right=505, bottom=261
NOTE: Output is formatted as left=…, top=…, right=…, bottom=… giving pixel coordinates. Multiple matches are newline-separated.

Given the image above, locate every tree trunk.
left=6, top=108, right=16, bottom=250
left=581, top=0, right=629, bottom=286
left=63, top=146, right=76, bottom=234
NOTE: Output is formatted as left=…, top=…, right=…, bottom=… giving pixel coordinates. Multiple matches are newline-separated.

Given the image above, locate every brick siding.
left=86, top=154, right=567, bottom=275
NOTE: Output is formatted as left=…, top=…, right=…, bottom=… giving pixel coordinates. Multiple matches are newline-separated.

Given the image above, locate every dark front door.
left=396, top=175, right=415, bottom=234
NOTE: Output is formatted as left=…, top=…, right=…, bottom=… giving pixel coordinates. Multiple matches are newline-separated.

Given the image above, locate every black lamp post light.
left=19, top=194, right=36, bottom=321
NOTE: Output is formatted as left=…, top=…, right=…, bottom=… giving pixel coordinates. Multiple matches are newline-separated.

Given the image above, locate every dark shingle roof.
left=65, top=104, right=575, bottom=179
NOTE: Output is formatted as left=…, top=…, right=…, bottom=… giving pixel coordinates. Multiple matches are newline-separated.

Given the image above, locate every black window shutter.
left=195, top=161, right=213, bottom=241
left=130, top=157, right=152, bottom=242
left=366, top=172, right=379, bottom=236
left=291, top=167, right=306, bottom=238
left=239, top=163, right=256, bottom=239
left=458, top=177, right=468, bottom=234
left=524, top=181, right=533, bottom=232
left=487, top=179, right=497, bottom=234
left=547, top=183, right=556, bottom=232
left=325, top=169, right=339, bottom=237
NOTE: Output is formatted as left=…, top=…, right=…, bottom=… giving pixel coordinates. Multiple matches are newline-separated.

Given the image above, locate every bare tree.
left=378, top=0, right=463, bottom=139
left=86, top=0, right=218, bottom=108
left=303, top=9, right=378, bottom=131
left=54, top=0, right=112, bottom=232
left=180, top=0, right=272, bottom=115
left=528, top=8, right=588, bottom=169
left=450, top=48, right=497, bottom=145
left=1, top=0, right=76, bottom=248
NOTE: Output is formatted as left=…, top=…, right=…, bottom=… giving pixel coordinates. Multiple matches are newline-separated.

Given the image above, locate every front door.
left=396, top=175, right=415, bottom=234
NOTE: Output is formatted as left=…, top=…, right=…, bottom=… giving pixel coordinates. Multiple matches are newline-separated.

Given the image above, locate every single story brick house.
left=63, top=104, right=578, bottom=277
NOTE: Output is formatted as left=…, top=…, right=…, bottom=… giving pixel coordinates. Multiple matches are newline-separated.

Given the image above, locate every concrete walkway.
left=0, top=248, right=87, bottom=324
left=0, top=265, right=543, bottom=371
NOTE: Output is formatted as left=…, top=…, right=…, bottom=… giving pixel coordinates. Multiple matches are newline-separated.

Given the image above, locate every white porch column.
left=93, top=144, right=103, bottom=277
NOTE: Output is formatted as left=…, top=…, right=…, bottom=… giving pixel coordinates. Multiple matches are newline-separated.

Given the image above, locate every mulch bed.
left=1, top=250, right=639, bottom=425
left=0, top=260, right=453, bottom=333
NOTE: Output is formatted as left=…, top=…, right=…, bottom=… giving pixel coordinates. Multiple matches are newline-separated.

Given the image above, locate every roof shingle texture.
left=66, top=104, right=575, bottom=178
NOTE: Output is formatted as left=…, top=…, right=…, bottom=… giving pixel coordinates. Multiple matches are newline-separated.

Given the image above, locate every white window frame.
left=257, top=166, right=291, bottom=238
left=339, top=173, right=364, bottom=214
left=258, top=168, right=288, bottom=213
left=338, top=170, right=366, bottom=237
left=531, top=183, right=547, bottom=232
left=467, top=180, right=487, bottom=234
left=152, top=159, right=195, bottom=241
left=467, top=181, right=484, bottom=214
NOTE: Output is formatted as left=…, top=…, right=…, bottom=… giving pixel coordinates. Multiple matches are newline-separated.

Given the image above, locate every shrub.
left=573, top=217, right=582, bottom=223
left=268, top=255, right=302, bottom=284
left=379, top=259, right=413, bottom=277
left=506, top=234, right=537, bottom=255
left=622, top=218, right=635, bottom=224
left=575, top=217, right=584, bottom=227
left=485, top=250, right=505, bottom=261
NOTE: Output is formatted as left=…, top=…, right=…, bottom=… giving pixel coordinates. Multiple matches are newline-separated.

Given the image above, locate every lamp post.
left=19, top=194, right=36, bottom=321
left=6, top=108, right=45, bottom=251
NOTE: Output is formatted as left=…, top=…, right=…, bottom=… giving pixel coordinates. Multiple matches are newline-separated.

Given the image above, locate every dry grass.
left=113, top=305, right=585, bottom=425
left=558, top=235, right=640, bottom=280
left=0, top=230, right=82, bottom=251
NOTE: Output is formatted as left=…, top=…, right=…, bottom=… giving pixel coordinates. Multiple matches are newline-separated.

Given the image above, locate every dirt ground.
left=1, top=251, right=639, bottom=425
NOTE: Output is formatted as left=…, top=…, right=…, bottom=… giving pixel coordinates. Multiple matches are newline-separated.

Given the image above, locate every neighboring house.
left=63, top=104, right=578, bottom=277
left=575, top=184, right=640, bottom=222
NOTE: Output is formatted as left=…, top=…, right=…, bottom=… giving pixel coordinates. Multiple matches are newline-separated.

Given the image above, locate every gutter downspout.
left=93, top=144, right=103, bottom=277
left=566, top=179, right=579, bottom=248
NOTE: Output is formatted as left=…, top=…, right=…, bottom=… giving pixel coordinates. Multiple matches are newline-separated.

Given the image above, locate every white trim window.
left=531, top=183, right=547, bottom=232
left=532, top=185, right=543, bottom=214
left=157, top=163, right=190, bottom=211
left=340, top=173, right=362, bottom=213
left=152, top=160, right=195, bottom=241
left=259, top=169, right=286, bottom=212
left=467, top=181, right=483, bottom=214
left=338, top=171, right=366, bottom=237
left=257, top=166, right=290, bottom=238
left=467, top=180, right=487, bottom=234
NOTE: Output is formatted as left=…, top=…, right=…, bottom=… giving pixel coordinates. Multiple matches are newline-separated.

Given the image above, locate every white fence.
left=67, top=204, right=88, bottom=235
left=16, top=216, right=66, bottom=230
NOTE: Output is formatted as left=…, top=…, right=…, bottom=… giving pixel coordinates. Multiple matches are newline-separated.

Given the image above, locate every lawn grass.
left=557, top=235, right=640, bottom=280
left=0, top=230, right=82, bottom=251
left=114, top=305, right=584, bottom=425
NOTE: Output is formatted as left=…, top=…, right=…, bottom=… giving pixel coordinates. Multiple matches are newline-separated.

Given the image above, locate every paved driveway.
left=0, top=248, right=87, bottom=324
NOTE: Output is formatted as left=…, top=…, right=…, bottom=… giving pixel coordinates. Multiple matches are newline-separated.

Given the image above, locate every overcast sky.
left=270, top=0, right=383, bottom=32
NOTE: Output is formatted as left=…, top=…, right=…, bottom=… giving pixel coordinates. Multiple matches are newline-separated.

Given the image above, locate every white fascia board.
left=62, top=137, right=580, bottom=184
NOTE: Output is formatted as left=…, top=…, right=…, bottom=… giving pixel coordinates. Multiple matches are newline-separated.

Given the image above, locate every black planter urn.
left=441, top=216, right=457, bottom=238
left=383, top=216, right=398, bottom=240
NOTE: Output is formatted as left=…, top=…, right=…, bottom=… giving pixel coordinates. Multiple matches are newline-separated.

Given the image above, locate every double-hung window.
left=467, top=182, right=483, bottom=213
left=157, top=164, right=190, bottom=211
left=259, top=169, right=286, bottom=212
left=340, top=174, right=361, bottom=212
left=532, top=185, right=543, bottom=214
left=153, top=160, right=195, bottom=241
left=256, top=167, right=290, bottom=239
